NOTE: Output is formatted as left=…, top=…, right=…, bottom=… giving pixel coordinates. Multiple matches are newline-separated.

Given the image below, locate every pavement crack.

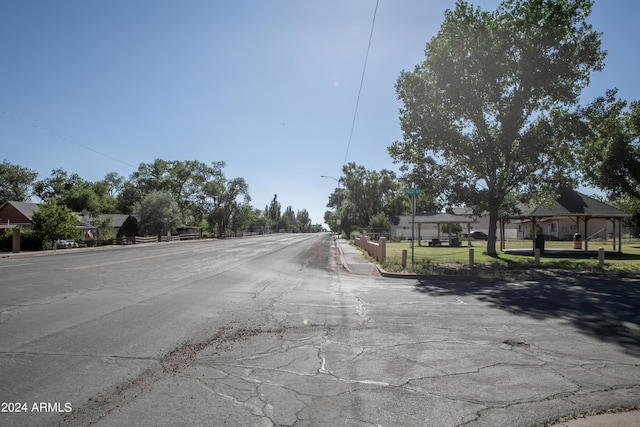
left=190, top=375, right=273, bottom=422
left=355, top=296, right=369, bottom=321
left=455, top=295, right=467, bottom=304
left=0, top=350, right=157, bottom=362
left=348, top=346, right=368, bottom=363
left=62, top=326, right=279, bottom=426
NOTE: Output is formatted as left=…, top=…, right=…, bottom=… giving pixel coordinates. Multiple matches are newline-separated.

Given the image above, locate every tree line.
left=0, top=158, right=323, bottom=244
left=4, top=1, right=640, bottom=253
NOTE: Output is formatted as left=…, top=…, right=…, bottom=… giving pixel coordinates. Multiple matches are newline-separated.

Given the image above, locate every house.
left=75, top=212, right=132, bottom=238
left=391, top=209, right=519, bottom=243
left=0, top=201, right=40, bottom=230
left=391, top=210, right=520, bottom=244
left=0, top=201, right=132, bottom=238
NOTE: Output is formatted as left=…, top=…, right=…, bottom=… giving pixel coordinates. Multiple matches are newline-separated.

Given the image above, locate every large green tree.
left=102, top=172, right=125, bottom=197
left=32, top=198, right=79, bottom=249
left=296, top=209, right=311, bottom=233
left=388, top=0, right=605, bottom=255
left=267, top=194, right=281, bottom=231
left=116, top=181, right=142, bottom=215
left=207, top=177, right=250, bottom=237
left=247, top=208, right=268, bottom=233
left=34, top=169, right=117, bottom=216
left=230, top=203, right=255, bottom=235
left=0, top=160, right=38, bottom=203
left=134, top=190, right=182, bottom=237
left=326, top=163, right=405, bottom=236
left=280, top=205, right=297, bottom=232
left=128, top=159, right=226, bottom=223
left=33, top=168, right=84, bottom=202
left=580, top=89, right=640, bottom=199
left=609, top=196, right=640, bottom=237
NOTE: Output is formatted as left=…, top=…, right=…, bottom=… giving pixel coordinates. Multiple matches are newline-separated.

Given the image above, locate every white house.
left=391, top=211, right=518, bottom=243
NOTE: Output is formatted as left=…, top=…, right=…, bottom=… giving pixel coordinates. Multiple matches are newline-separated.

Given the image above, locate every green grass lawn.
left=378, top=239, right=640, bottom=273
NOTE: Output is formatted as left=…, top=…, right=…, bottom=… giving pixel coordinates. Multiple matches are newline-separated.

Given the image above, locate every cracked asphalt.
left=75, top=239, right=640, bottom=426
left=2, top=234, right=639, bottom=426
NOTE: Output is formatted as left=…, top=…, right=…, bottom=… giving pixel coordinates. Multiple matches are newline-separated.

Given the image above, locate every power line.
left=1, top=111, right=137, bottom=169
left=343, top=0, right=380, bottom=166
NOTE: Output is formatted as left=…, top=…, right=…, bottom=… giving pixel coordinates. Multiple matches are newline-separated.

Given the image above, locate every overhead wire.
left=0, top=110, right=137, bottom=169
left=3, top=2, right=381, bottom=176
left=343, top=0, right=380, bottom=167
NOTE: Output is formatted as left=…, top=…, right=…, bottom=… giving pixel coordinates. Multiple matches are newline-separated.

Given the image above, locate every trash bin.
left=535, top=234, right=545, bottom=254
left=573, top=233, right=582, bottom=250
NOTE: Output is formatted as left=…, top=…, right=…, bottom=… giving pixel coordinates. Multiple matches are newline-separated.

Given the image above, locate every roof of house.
left=516, top=189, right=631, bottom=218
left=0, top=201, right=40, bottom=221
left=1, top=201, right=132, bottom=228
left=75, top=213, right=131, bottom=227
left=98, top=214, right=131, bottom=228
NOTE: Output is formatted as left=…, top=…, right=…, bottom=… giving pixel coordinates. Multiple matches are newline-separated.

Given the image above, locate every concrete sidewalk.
left=335, top=237, right=377, bottom=275
left=335, top=237, right=640, bottom=427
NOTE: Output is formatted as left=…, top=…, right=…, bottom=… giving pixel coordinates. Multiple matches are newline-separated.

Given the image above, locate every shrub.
left=117, top=215, right=138, bottom=237
left=0, top=231, right=10, bottom=251
left=0, top=228, right=43, bottom=252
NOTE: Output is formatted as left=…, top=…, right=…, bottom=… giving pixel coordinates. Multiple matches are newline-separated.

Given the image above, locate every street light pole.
left=321, top=175, right=341, bottom=237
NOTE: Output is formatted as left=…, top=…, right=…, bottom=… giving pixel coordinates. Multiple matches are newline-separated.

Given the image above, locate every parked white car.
left=56, top=239, right=79, bottom=249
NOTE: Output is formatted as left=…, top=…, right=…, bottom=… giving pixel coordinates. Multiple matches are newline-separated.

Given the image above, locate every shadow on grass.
left=506, top=250, right=640, bottom=261
left=415, top=272, right=640, bottom=357
left=487, top=250, right=640, bottom=272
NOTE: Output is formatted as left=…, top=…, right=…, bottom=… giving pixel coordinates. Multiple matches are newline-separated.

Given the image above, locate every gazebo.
left=415, top=212, right=479, bottom=247
left=507, top=189, right=631, bottom=253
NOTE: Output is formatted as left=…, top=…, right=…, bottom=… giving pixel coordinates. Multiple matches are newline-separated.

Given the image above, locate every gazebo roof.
left=516, top=189, right=630, bottom=219
left=414, top=212, right=478, bottom=224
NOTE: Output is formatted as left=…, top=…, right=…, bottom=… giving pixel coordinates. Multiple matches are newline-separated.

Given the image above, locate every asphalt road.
left=0, top=234, right=329, bottom=426
left=1, top=234, right=639, bottom=426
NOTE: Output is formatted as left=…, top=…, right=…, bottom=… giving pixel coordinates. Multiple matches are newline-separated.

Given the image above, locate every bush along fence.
left=354, top=236, right=386, bottom=262
left=4, top=230, right=207, bottom=254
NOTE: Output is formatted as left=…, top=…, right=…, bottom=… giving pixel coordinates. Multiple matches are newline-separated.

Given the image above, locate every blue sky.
left=2, top=1, right=639, bottom=226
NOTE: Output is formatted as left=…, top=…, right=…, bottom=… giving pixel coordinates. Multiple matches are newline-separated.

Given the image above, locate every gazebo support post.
left=531, top=217, right=537, bottom=252
left=618, top=218, right=623, bottom=253
left=573, top=216, right=581, bottom=249
left=584, top=216, right=591, bottom=252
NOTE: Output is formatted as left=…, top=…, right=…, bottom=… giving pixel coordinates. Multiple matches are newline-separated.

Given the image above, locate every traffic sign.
left=404, top=188, right=422, bottom=195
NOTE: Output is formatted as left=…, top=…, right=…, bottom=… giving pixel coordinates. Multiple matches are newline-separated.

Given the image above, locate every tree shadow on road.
left=414, top=273, right=640, bottom=357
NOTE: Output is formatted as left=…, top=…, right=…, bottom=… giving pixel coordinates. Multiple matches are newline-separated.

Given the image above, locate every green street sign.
left=404, top=188, right=422, bottom=195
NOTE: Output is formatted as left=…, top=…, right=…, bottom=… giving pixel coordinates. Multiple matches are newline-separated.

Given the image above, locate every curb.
left=336, top=240, right=355, bottom=274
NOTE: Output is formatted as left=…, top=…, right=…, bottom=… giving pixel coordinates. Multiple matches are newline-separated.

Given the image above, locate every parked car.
left=469, top=231, right=489, bottom=240
left=56, top=239, right=79, bottom=249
